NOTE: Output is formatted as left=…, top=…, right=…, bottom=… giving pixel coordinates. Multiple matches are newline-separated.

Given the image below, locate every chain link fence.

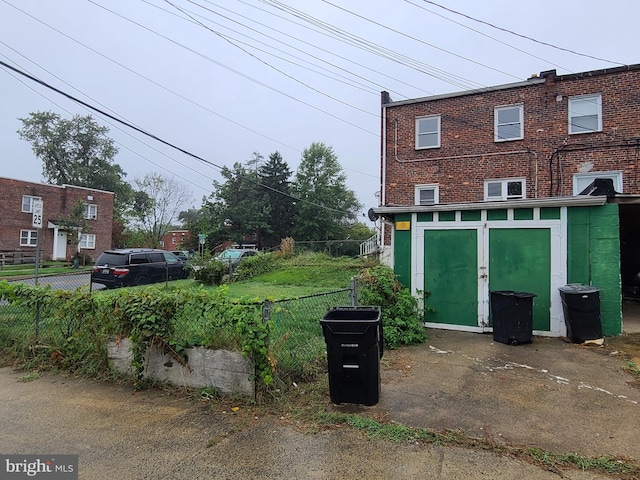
left=1, top=272, right=363, bottom=383
left=265, top=285, right=356, bottom=383
left=0, top=272, right=94, bottom=355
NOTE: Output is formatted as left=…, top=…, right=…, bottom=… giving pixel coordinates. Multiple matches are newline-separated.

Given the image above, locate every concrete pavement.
left=0, top=367, right=610, bottom=480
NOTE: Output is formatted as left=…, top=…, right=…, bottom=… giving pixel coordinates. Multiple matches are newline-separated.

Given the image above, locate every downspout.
left=380, top=94, right=388, bottom=250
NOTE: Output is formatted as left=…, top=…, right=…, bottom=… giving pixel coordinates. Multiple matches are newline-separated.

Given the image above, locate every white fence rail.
left=359, top=234, right=379, bottom=257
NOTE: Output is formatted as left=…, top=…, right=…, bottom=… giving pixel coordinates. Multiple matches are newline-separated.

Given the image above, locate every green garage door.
left=489, top=228, right=551, bottom=331
left=424, top=229, right=478, bottom=327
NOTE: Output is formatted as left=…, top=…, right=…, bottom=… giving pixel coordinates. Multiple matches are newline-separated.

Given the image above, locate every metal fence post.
left=350, top=277, right=357, bottom=306
left=262, top=299, right=271, bottom=323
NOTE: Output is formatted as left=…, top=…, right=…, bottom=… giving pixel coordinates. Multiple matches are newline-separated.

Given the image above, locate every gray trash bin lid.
left=558, top=284, right=599, bottom=294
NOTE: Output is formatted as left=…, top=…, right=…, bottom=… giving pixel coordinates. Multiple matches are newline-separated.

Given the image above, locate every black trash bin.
left=490, top=291, right=536, bottom=345
left=320, top=306, right=382, bottom=406
left=558, top=284, right=602, bottom=343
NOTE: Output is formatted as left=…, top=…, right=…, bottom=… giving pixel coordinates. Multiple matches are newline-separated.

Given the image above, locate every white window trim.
left=79, top=233, right=96, bottom=249
left=85, top=204, right=98, bottom=220
left=568, top=93, right=602, bottom=134
left=20, top=229, right=38, bottom=246
left=414, top=184, right=439, bottom=205
left=494, top=104, right=524, bottom=142
left=415, top=115, right=441, bottom=150
left=484, top=178, right=526, bottom=201
left=21, top=195, right=41, bottom=213
left=573, top=171, right=622, bottom=195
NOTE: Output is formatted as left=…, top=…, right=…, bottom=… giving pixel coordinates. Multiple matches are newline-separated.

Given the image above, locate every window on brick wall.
left=415, top=184, right=439, bottom=205
left=415, top=115, right=441, bottom=149
left=494, top=104, right=523, bottom=141
left=21, top=195, right=41, bottom=213
left=573, top=171, right=622, bottom=195
left=79, top=234, right=96, bottom=249
left=20, top=230, right=38, bottom=246
left=485, top=178, right=525, bottom=201
left=569, top=94, right=602, bottom=134
left=85, top=204, right=97, bottom=220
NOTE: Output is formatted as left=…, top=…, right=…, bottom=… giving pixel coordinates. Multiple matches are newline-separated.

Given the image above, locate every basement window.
left=485, top=178, right=525, bottom=201
left=415, top=184, right=439, bottom=205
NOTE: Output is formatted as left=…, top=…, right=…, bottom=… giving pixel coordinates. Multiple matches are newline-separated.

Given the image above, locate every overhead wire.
left=0, top=59, right=359, bottom=215
left=86, top=0, right=377, bottom=135
left=232, top=0, right=432, bottom=98
left=163, top=0, right=377, bottom=117
left=320, top=0, right=522, bottom=81
left=414, top=0, right=626, bottom=66
left=143, top=0, right=380, bottom=96
left=257, top=0, right=484, bottom=91
left=0, top=0, right=302, bottom=153
left=0, top=51, right=213, bottom=195
left=177, top=0, right=414, bottom=98
left=402, top=0, right=568, bottom=70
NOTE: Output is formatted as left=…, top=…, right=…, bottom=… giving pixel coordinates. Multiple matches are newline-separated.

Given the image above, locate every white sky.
left=1, top=0, right=637, bottom=216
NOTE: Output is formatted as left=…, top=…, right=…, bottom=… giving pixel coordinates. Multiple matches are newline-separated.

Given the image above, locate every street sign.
left=32, top=200, right=43, bottom=229
left=198, top=233, right=206, bottom=245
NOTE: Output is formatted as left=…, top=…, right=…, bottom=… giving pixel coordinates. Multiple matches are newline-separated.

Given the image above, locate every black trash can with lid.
left=320, top=306, right=382, bottom=406
left=490, top=291, right=536, bottom=345
left=558, top=284, right=601, bottom=343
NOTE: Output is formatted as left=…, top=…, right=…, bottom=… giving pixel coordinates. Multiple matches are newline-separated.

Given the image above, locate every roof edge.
left=373, top=196, right=608, bottom=215
left=382, top=79, right=545, bottom=107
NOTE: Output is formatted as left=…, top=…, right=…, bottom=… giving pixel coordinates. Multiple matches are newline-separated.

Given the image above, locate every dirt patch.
left=604, top=332, right=640, bottom=360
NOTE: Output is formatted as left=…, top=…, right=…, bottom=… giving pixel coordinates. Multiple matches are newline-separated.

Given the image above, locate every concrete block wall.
left=107, top=337, right=255, bottom=397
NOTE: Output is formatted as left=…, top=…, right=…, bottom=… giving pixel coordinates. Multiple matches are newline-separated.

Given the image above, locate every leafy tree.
left=292, top=142, right=361, bottom=241
left=129, top=172, right=193, bottom=247
left=55, top=200, right=91, bottom=260
left=206, top=162, right=271, bottom=248
left=17, top=111, right=134, bottom=241
left=258, top=151, right=296, bottom=248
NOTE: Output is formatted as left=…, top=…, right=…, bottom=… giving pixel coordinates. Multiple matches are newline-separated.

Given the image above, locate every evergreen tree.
left=258, top=151, right=296, bottom=248
left=292, top=142, right=361, bottom=241
left=207, top=163, right=271, bottom=248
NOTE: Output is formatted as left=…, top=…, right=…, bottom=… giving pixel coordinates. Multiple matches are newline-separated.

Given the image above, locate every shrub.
left=234, top=252, right=277, bottom=281
left=278, top=237, right=295, bottom=258
left=357, top=266, right=427, bottom=349
left=190, top=258, right=226, bottom=286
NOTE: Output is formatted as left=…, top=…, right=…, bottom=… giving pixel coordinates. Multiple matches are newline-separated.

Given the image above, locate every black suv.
left=91, top=248, right=189, bottom=288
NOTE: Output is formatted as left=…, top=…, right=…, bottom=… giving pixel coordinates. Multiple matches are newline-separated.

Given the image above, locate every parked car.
left=170, top=250, right=189, bottom=261
left=215, top=248, right=258, bottom=270
left=91, top=248, right=189, bottom=288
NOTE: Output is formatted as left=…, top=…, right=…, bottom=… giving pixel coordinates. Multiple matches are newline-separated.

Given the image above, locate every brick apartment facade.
left=0, top=177, right=114, bottom=262
left=372, top=64, right=640, bottom=337
left=159, top=230, right=191, bottom=250
left=381, top=64, right=640, bottom=208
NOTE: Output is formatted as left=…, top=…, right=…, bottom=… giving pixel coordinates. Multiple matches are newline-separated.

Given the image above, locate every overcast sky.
left=1, top=0, right=637, bottom=217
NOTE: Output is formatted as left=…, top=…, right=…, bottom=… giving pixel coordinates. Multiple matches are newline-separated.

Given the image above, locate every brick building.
left=159, top=230, right=191, bottom=250
left=0, top=177, right=114, bottom=262
left=380, top=64, right=640, bottom=208
left=372, top=64, right=640, bottom=338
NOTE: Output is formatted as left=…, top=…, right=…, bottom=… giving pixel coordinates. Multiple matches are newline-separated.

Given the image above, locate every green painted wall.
left=567, top=204, right=622, bottom=336
left=394, top=213, right=412, bottom=290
